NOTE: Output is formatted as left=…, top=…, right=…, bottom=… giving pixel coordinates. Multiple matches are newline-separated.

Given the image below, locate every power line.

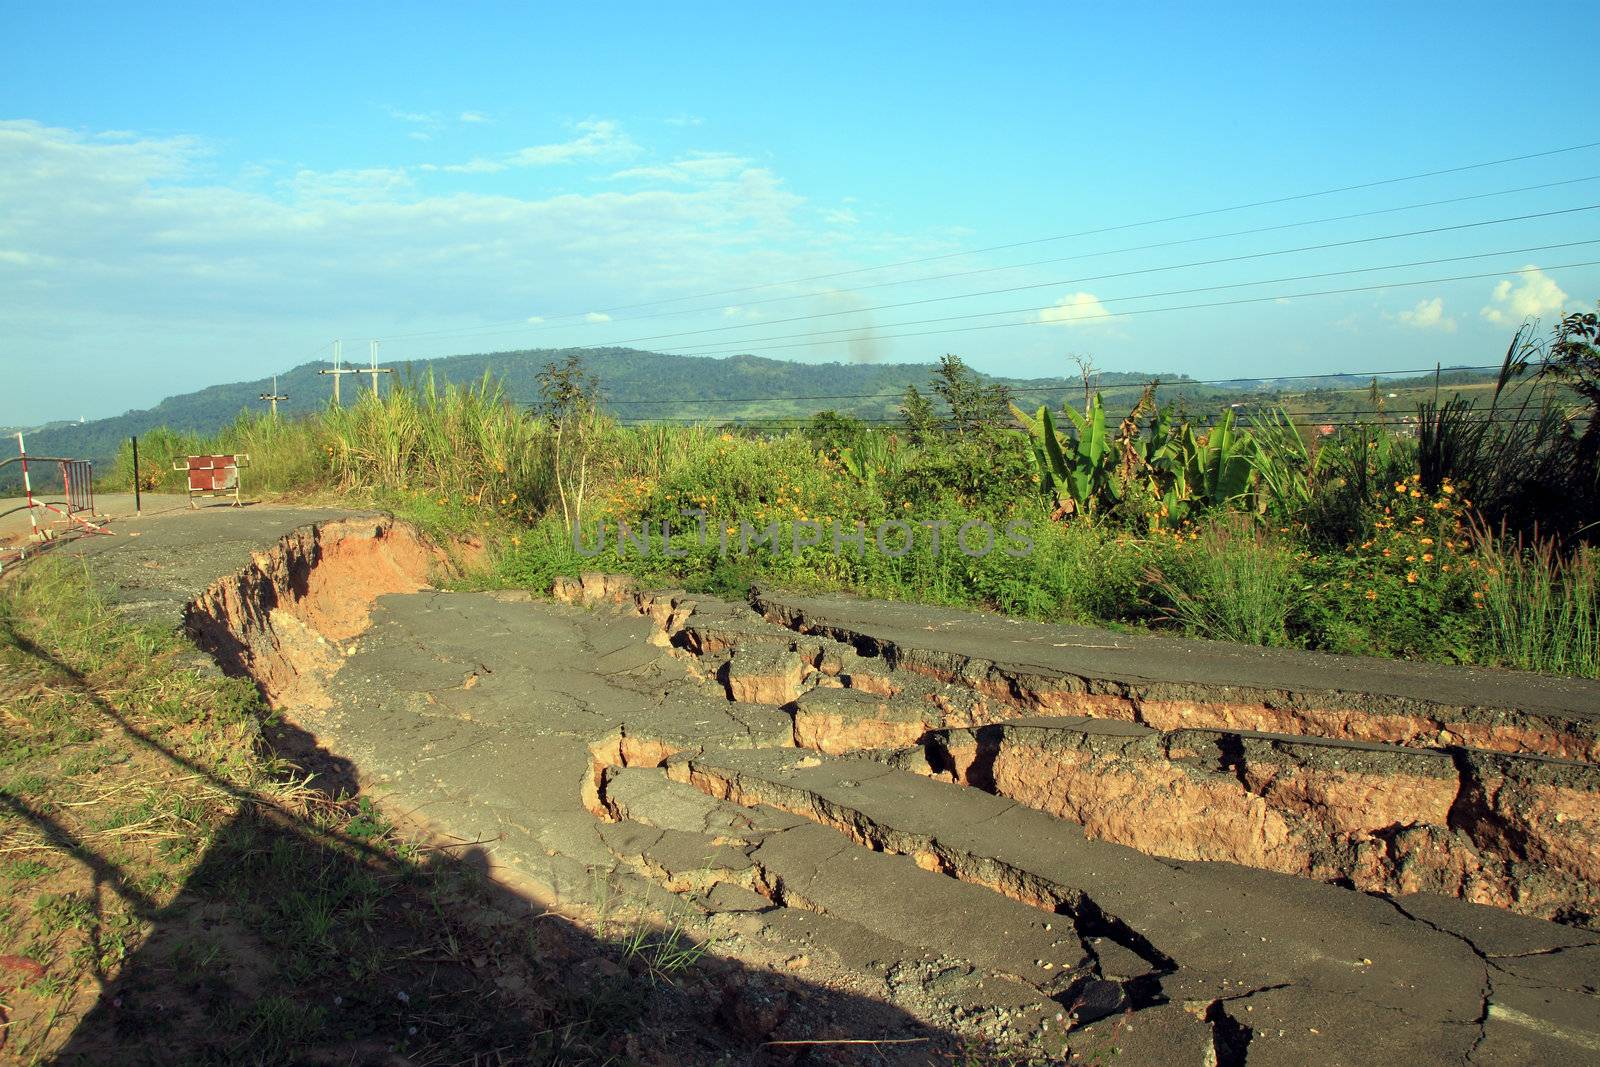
left=660, top=259, right=1600, bottom=359
left=449, top=139, right=1600, bottom=332
left=364, top=173, right=1600, bottom=347
left=393, top=206, right=1600, bottom=358
left=619, top=239, right=1599, bottom=360
left=334, top=140, right=1600, bottom=349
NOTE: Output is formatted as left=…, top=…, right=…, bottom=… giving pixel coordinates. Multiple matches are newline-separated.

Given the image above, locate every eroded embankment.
left=556, top=573, right=1600, bottom=927
left=927, top=720, right=1600, bottom=925
left=185, top=517, right=449, bottom=708
left=754, top=593, right=1600, bottom=762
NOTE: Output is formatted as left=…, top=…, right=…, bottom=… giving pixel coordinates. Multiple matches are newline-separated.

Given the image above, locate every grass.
left=1479, top=540, right=1600, bottom=678
left=1147, top=520, right=1300, bottom=646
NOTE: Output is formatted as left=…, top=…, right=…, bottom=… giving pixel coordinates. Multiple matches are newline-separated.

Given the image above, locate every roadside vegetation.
left=113, top=312, right=1600, bottom=678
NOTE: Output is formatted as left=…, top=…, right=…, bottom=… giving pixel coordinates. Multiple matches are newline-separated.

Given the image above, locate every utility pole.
left=365, top=340, right=394, bottom=396
left=258, top=375, right=288, bottom=418
left=318, top=339, right=359, bottom=405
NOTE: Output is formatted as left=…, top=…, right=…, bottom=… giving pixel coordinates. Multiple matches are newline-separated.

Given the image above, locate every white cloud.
left=0, top=119, right=843, bottom=417
left=435, top=119, right=638, bottom=174
left=459, top=111, right=490, bottom=124
left=1481, top=266, right=1569, bottom=325
left=288, top=166, right=412, bottom=202
left=585, top=312, right=612, bottom=323
left=509, top=120, right=636, bottom=166
left=664, top=114, right=704, bottom=127
left=388, top=109, right=437, bottom=126
left=822, top=207, right=858, bottom=226
left=1039, top=291, right=1118, bottom=327
left=609, top=152, right=749, bottom=184
left=1394, top=296, right=1457, bottom=332
left=525, top=315, right=545, bottom=325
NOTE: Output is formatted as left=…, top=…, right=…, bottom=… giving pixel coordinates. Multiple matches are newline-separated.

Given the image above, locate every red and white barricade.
left=1, top=432, right=110, bottom=572
left=175, top=454, right=250, bottom=508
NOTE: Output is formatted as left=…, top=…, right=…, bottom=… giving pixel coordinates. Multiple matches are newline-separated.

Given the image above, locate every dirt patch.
left=183, top=517, right=450, bottom=709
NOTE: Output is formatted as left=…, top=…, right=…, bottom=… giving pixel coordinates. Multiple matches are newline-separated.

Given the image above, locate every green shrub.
left=110, top=426, right=203, bottom=493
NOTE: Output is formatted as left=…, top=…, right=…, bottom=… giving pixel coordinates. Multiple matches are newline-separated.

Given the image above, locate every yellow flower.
left=1422, top=553, right=1434, bottom=563
left=1420, top=537, right=1433, bottom=546
left=1406, top=572, right=1418, bottom=584
left=1442, top=484, right=1454, bottom=495
left=1365, top=589, right=1378, bottom=601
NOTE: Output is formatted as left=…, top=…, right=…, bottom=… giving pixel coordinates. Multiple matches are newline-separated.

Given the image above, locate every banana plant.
left=838, top=445, right=875, bottom=488
left=1179, top=408, right=1258, bottom=510
left=1014, top=397, right=1118, bottom=516
left=1135, top=403, right=1196, bottom=524
left=1249, top=407, right=1321, bottom=518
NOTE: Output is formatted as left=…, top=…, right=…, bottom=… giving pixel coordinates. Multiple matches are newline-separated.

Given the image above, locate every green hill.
left=8, top=347, right=1196, bottom=467
left=5, top=345, right=1505, bottom=492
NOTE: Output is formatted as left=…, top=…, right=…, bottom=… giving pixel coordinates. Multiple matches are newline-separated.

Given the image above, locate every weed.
left=3, top=858, right=52, bottom=881
left=32, top=892, right=94, bottom=936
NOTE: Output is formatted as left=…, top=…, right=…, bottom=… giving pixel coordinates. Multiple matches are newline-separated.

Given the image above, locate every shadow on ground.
left=4, top=633, right=972, bottom=1066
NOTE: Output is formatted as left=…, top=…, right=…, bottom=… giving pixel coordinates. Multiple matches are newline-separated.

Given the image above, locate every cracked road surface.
left=71, top=512, right=1600, bottom=1063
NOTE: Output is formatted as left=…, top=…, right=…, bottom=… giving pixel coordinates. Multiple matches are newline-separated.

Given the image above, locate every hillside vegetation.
left=10, top=343, right=1511, bottom=481
left=97, top=312, right=1600, bottom=679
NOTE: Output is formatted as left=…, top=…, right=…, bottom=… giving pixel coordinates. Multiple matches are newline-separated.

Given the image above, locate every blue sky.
left=2, top=1, right=1598, bottom=423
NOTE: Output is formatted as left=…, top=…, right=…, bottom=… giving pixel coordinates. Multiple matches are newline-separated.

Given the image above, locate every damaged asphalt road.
left=69, top=511, right=1600, bottom=1063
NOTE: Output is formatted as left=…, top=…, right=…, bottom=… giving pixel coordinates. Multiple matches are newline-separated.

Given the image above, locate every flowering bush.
left=1296, top=475, right=1479, bottom=659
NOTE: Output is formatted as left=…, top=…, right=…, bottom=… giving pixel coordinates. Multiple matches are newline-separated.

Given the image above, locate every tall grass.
left=322, top=372, right=553, bottom=509
left=1147, top=521, right=1301, bottom=646
left=1478, top=540, right=1599, bottom=678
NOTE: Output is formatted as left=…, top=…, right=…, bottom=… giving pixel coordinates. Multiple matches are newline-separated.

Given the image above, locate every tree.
left=930, top=354, right=1011, bottom=435
left=1071, top=353, right=1099, bottom=418
left=537, top=355, right=601, bottom=529
left=1546, top=308, right=1600, bottom=475
left=898, top=385, right=938, bottom=443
